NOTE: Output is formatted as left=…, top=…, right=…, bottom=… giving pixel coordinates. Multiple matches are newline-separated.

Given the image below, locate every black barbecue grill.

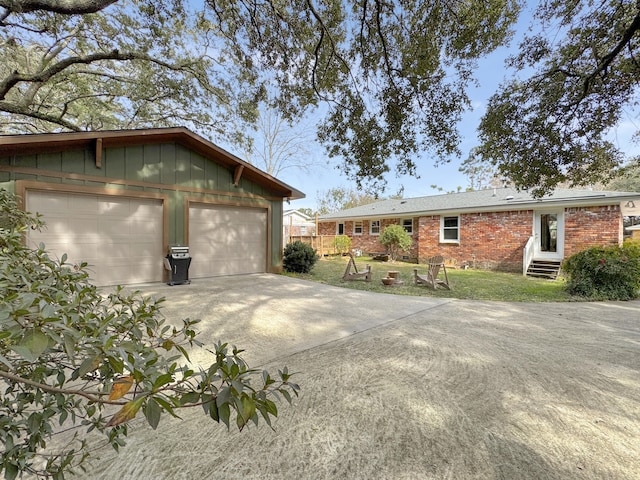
left=165, top=245, right=191, bottom=286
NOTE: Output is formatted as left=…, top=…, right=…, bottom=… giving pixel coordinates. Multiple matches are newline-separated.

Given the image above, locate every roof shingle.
left=319, top=187, right=639, bottom=220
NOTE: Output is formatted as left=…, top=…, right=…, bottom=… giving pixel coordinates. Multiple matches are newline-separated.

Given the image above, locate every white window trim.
left=336, top=222, right=345, bottom=235
left=370, top=219, right=381, bottom=235
left=440, top=215, right=460, bottom=243
left=402, top=218, right=413, bottom=234
left=353, top=220, right=363, bottom=236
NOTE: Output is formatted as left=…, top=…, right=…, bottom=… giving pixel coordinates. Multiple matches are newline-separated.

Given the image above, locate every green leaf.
left=4, top=462, right=19, bottom=480
left=236, top=411, right=247, bottom=430
left=144, top=398, right=162, bottom=430
left=18, top=292, right=37, bottom=310
left=231, top=380, right=244, bottom=395
left=152, top=372, right=174, bottom=390
left=179, top=392, right=200, bottom=406
left=218, top=402, right=230, bottom=428
left=256, top=404, right=273, bottom=427
left=12, top=329, right=49, bottom=360
left=106, top=397, right=144, bottom=427
left=59, top=409, right=68, bottom=426
left=63, top=335, right=76, bottom=358
left=74, top=356, right=101, bottom=379
left=0, top=353, right=13, bottom=369
left=208, top=401, right=219, bottom=422
left=175, top=344, right=190, bottom=362
left=200, top=393, right=214, bottom=415
left=107, top=355, right=124, bottom=374
left=265, top=399, right=278, bottom=417
left=10, top=344, right=34, bottom=362
left=280, top=389, right=292, bottom=404
left=153, top=396, right=180, bottom=419
left=240, top=395, right=255, bottom=424
left=0, top=307, right=11, bottom=325
left=216, top=387, right=230, bottom=407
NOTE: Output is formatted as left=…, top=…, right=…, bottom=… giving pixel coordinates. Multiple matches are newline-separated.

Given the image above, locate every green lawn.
left=283, top=255, right=572, bottom=302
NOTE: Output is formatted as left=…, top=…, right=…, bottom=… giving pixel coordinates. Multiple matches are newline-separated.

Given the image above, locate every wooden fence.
left=288, top=235, right=338, bottom=256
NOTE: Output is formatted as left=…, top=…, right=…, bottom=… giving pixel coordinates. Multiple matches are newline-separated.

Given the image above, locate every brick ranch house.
left=317, top=187, right=640, bottom=274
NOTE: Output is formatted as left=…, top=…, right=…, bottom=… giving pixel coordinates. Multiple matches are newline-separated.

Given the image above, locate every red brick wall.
left=317, top=221, right=335, bottom=236
left=417, top=216, right=441, bottom=262
left=320, top=205, right=623, bottom=271
left=418, top=211, right=532, bottom=272
left=564, top=205, right=622, bottom=257
left=317, top=219, right=418, bottom=260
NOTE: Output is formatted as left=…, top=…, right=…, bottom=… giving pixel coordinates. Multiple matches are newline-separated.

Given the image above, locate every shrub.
left=379, top=224, right=413, bottom=261
left=333, top=235, right=352, bottom=255
left=0, top=189, right=299, bottom=479
left=283, top=241, right=319, bottom=273
left=563, top=243, right=640, bottom=300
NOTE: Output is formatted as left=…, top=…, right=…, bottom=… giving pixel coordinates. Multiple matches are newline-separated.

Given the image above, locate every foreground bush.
left=563, top=242, right=640, bottom=300
left=0, top=189, right=299, bottom=479
left=283, top=241, right=319, bottom=273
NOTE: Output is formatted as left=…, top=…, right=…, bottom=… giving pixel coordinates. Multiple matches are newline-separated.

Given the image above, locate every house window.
left=370, top=220, right=381, bottom=235
left=402, top=218, right=413, bottom=234
left=441, top=216, right=459, bottom=243
left=300, top=226, right=307, bottom=235
left=337, top=222, right=345, bottom=235
left=354, top=221, right=363, bottom=235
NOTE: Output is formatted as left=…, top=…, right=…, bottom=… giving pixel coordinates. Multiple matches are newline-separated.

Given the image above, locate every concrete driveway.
left=79, top=274, right=640, bottom=480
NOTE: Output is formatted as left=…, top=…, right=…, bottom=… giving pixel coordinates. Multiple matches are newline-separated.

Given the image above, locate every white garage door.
left=189, top=204, right=267, bottom=278
left=26, top=191, right=164, bottom=286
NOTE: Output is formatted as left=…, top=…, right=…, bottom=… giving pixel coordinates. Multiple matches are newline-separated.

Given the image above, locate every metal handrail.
left=523, top=236, right=534, bottom=275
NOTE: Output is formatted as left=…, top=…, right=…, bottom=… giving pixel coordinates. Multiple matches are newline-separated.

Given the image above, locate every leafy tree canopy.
left=315, top=186, right=380, bottom=215
left=1, top=0, right=520, bottom=192
left=0, top=0, right=261, bottom=146
left=207, top=0, right=520, bottom=191
left=8, top=0, right=635, bottom=197
left=458, top=147, right=503, bottom=191
left=479, top=0, right=640, bottom=197
left=0, top=189, right=298, bottom=479
left=605, top=158, right=640, bottom=192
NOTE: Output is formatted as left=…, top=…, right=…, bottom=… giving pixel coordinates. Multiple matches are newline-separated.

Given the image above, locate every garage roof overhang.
left=0, top=127, right=305, bottom=200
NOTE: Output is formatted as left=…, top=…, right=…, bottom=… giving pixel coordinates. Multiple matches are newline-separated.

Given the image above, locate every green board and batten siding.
left=0, top=129, right=298, bottom=282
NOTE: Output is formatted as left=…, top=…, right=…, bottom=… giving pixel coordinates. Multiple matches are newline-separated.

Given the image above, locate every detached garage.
left=0, top=128, right=303, bottom=286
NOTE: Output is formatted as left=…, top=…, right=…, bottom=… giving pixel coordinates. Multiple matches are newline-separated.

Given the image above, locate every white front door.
left=533, top=210, right=564, bottom=260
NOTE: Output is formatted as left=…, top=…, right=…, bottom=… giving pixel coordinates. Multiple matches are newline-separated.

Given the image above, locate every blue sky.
left=257, top=6, right=640, bottom=211
left=269, top=7, right=530, bottom=210
left=276, top=58, right=513, bottom=209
